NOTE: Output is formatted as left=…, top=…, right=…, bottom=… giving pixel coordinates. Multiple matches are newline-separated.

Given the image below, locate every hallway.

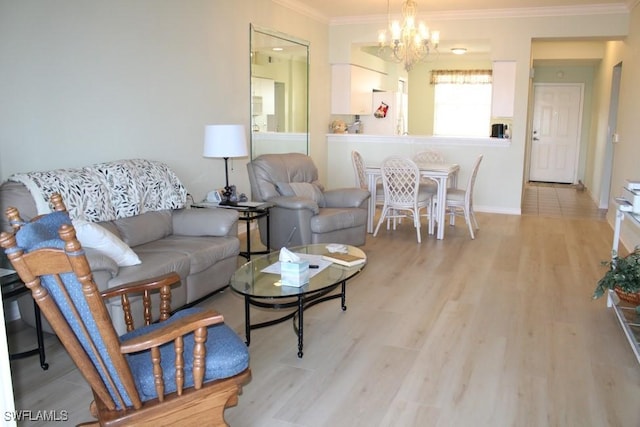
left=521, top=182, right=607, bottom=220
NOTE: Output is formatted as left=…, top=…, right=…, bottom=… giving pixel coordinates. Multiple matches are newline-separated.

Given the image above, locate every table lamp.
left=203, top=124, right=248, bottom=205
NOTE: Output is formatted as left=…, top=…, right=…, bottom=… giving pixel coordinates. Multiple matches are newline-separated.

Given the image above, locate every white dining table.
left=365, top=163, right=460, bottom=240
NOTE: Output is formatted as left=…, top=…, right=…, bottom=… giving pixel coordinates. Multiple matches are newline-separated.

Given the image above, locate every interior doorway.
left=529, top=83, right=584, bottom=183
left=267, top=82, right=286, bottom=132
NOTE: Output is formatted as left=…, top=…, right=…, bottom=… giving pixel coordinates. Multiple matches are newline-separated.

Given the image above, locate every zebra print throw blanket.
left=9, top=159, right=187, bottom=222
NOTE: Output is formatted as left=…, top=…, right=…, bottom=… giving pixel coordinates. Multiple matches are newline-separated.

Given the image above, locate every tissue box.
left=281, top=260, right=310, bottom=287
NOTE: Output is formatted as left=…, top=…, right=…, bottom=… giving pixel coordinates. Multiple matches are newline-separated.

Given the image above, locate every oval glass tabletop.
left=229, top=244, right=366, bottom=299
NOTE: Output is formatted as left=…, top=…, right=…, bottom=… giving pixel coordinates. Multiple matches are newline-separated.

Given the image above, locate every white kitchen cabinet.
left=491, top=61, right=516, bottom=118
left=331, top=64, right=383, bottom=115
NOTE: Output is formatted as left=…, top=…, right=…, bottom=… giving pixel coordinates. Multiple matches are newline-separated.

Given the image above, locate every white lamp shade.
left=203, top=124, right=248, bottom=158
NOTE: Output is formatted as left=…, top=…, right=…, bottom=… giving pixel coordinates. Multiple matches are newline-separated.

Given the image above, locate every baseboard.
left=474, top=205, right=521, bottom=216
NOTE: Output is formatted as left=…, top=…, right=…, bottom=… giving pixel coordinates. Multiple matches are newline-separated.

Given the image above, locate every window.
left=431, top=69, right=492, bottom=137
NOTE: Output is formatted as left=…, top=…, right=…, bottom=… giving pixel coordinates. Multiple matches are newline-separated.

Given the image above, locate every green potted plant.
left=593, top=246, right=640, bottom=305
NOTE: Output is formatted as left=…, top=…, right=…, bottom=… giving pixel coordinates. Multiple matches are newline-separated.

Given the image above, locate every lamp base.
left=220, top=183, right=237, bottom=206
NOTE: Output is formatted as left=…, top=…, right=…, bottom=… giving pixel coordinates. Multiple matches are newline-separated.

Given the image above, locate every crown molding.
left=271, top=0, right=330, bottom=24
left=272, top=1, right=631, bottom=26
left=332, top=4, right=630, bottom=25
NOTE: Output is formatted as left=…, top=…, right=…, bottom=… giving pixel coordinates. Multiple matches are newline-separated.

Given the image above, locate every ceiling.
left=278, top=0, right=631, bottom=22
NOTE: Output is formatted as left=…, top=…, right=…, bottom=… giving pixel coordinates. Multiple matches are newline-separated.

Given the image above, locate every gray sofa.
left=247, top=153, right=370, bottom=249
left=0, top=159, right=240, bottom=335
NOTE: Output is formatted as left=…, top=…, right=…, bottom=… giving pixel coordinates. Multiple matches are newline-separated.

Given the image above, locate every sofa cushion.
left=114, top=210, right=172, bottom=247
left=309, top=207, right=368, bottom=234
left=133, top=236, right=240, bottom=275
left=172, top=208, right=238, bottom=237
left=73, top=219, right=141, bottom=267
left=107, top=250, right=191, bottom=288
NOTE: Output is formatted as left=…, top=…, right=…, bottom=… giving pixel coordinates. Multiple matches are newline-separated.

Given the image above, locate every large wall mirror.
left=250, top=24, right=309, bottom=159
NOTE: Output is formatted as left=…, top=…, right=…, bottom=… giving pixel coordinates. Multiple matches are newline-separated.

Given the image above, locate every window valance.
left=430, top=69, right=492, bottom=85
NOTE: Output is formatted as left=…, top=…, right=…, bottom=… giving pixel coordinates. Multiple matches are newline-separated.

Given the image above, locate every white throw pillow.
left=72, top=219, right=142, bottom=267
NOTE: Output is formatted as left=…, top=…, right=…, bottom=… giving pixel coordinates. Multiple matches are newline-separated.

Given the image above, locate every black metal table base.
left=3, top=254, right=48, bottom=369
left=244, top=281, right=347, bottom=357
left=238, top=209, right=270, bottom=261
left=9, top=300, right=48, bottom=370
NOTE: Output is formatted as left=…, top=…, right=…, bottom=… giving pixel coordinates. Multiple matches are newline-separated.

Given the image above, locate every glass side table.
left=1, top=254, right=48, bottom=370
left=192, top=201, right=273, bottom=260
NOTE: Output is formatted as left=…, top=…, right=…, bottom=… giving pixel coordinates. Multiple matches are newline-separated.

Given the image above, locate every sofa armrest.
left=172, top=208, right=239, bottom=237
left=268, top=196, right=319, bottom=215
left=84, top=247, right=119, bottom=277
left=323, top=188, right=370, bottom=209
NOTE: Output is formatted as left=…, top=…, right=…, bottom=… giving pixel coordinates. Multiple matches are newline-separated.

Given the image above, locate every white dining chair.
left=373, top=156, right=433, bottom=243
left=413, top=150, right=444, bottom=165
left=352, top=150, right=386, bottom=213
left=353, top=149, right=398, bottom=228
left=445, top=154, right=483, bottom=239
left=412, top=150, right=442, bottom=195
left=412, top=150, right=444, bottom=232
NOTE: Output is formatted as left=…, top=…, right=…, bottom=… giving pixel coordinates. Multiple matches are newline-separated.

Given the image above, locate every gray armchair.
left=247, top=153, right=370, bottom=249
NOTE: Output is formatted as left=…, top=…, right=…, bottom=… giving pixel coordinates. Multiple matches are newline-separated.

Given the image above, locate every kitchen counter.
left=326, top=132, right=521, bottom=216
left=327, top=133, right=511, bottom=147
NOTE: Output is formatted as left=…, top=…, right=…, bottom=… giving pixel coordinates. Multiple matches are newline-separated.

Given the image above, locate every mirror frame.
left=249, top=24, right=309, bottom=159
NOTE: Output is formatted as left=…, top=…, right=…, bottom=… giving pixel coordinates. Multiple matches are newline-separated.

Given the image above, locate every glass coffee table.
left=229, top=244, right=366, bottom=357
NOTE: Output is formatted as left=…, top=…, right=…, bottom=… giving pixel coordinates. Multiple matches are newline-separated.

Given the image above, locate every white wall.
left=606, top=5, right=640, bottom=250
left=0, top=0, right=330, bottom=202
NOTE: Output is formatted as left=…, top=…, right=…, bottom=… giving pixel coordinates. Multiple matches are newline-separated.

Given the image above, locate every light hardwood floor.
left=7, top=199, right=640, bottom=426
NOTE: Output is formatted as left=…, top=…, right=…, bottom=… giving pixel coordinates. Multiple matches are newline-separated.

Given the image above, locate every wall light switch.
left=612, top=133, right=620, bottom=143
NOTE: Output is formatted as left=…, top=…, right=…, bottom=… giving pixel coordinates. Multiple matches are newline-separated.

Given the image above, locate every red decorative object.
left=374, top=102, right=389, bottom=118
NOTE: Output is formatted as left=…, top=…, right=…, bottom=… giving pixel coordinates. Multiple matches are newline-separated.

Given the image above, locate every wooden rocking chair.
left=0, top=194, right=250, bottom=426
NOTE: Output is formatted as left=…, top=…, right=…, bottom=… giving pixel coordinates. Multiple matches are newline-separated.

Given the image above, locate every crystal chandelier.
left=378, top=0, right=440, bottom=72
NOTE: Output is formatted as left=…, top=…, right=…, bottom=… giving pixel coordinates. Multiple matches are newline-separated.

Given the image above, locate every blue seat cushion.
left=121, top=308, right=249, bottom=401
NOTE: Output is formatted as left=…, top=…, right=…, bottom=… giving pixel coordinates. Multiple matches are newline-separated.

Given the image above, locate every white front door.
left=530, top=84, right=583, bottom=183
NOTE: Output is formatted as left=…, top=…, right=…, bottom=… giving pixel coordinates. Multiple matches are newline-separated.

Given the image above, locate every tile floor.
left=521, top=181, right=608, bottom=220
